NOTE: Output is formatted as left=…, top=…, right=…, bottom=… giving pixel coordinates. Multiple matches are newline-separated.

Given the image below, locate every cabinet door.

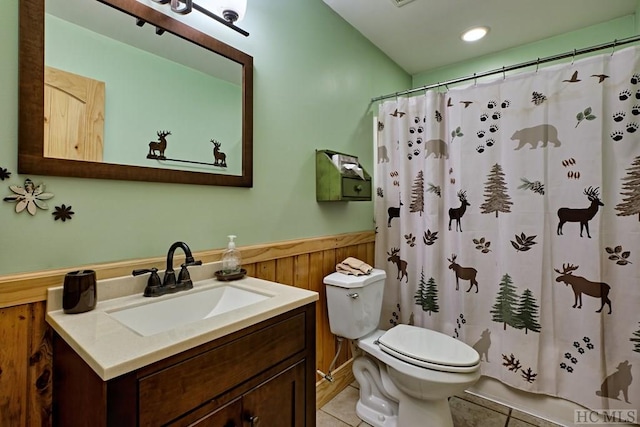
left=180, top=398, right=242, bottom=427
left=242, top=362, right=306, bottom=427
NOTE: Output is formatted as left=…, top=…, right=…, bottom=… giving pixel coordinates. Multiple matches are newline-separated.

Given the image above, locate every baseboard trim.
left=316, top=358, right=355, bottom=409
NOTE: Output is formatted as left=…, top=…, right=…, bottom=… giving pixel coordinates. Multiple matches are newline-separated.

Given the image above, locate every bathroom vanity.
left=46, top=267, right=318, bottom=426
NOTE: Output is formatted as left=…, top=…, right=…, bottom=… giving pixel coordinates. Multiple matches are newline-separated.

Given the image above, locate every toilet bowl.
left=324, top=269, right=480, bottom=427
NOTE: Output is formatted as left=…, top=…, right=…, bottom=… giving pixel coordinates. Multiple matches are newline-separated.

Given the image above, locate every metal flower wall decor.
left=52, top=204, right=75, bottom=222
left=0, top=166, right=11, bottom=181
left=3, top=178, right=54, bottom=215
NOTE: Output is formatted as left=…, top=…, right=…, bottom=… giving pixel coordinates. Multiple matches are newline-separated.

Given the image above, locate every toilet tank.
left=323, top=269, right=386, bottom=339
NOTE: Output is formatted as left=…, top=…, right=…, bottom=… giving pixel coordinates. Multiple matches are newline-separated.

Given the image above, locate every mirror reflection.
left=19, top=0, right=253, bottom=187
left=46, top=0, right=243, bottom=175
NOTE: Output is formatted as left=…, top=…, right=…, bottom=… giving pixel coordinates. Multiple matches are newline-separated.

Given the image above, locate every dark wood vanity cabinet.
left=179, top=361, right=306, bottom=427
left=52, top=303, right=316, bottom=427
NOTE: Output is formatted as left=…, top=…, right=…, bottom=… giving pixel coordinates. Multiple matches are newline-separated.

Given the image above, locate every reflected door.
left=44, top=66, right=105, bottom=161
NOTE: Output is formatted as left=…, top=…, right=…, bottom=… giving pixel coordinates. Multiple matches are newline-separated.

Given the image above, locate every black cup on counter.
left=63, top=270, right=97, bottom=314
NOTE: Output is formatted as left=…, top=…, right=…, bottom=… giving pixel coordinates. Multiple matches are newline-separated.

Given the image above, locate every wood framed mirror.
left=19, top=0, right=253, bottom=187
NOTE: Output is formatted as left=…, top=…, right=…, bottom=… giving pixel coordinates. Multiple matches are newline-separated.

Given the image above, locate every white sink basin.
left=107, top=284, right=271, bottom=336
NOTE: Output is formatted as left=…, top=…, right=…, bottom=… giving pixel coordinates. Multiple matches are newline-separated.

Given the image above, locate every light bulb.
left=461, top=26, right=489, bottom=42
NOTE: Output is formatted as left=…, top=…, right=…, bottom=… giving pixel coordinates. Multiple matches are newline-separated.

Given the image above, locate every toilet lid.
left=377, top=325, right=480, bottom=372
left=323, top=268, right=386, bottom=288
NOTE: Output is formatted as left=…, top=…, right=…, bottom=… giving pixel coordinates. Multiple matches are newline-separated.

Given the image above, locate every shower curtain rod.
left=371, top=34, right=640, bottom=103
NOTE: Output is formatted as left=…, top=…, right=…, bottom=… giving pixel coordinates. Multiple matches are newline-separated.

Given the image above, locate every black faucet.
left=163, top=241, right=202, bottom=291
left=132, top=241, right=202, bottom=297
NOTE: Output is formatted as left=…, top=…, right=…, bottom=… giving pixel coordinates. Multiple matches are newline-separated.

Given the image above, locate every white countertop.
left=46, top=261, right=318, bottom=381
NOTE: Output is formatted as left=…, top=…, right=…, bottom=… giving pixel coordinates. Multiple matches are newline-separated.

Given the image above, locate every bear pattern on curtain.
left=375, top=45, right=640, bottom=413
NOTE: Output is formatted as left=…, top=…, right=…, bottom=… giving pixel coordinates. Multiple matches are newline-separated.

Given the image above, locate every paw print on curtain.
left=476, top=99, right=510, bottom=153
left=610, top=73, right=640, bottom=142
left=407, top=116, right=426, bottom=160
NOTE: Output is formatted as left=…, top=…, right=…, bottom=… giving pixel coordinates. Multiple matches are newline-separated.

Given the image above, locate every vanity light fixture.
left=461, top=26, right=489, bottom=42
left=151, top=0, right=249, bottom=36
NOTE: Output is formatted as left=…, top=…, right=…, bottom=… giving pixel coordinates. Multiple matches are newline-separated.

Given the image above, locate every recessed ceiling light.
left=462, top=26, right=489, bottom=42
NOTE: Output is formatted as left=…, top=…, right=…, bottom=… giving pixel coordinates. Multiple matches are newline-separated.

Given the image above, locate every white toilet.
left=324, top=268, right=480, bottom=427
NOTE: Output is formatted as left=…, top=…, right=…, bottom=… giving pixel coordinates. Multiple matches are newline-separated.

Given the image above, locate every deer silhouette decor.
left=449, top=190, right=470, bottom=232
left=211, top=140, right=227, bottom=167
left=387, top=247, right=408, bottom=283
left=447, top=254, right=478, bottom=293
left=554, top=263, right=612, bottom=314
left=557, top=186, right=603, bottom=238
left=148, top=130, right=171, bottom=159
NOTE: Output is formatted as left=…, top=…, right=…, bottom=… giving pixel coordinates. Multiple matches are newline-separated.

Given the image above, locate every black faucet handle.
left=133, top=268, right=164, bottom=297
left=177, top=263, right=194, bottom=290
left=133, top=267, right=159, bottom=281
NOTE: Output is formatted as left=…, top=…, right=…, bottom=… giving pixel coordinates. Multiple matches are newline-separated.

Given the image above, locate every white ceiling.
left=322, top=0, right=639, bottom=75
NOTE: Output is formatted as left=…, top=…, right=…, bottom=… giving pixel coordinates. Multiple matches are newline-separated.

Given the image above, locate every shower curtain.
left=374, top=45, right=640, bottom=414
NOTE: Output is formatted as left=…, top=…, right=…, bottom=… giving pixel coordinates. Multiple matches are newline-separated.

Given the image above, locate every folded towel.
left=336, top=263, right=366, bottom=276
left=335, top=257, right=373, bottom=276
left=341, top=257, right=373, bottom=274
left=336, top=263, right=355, bottom=275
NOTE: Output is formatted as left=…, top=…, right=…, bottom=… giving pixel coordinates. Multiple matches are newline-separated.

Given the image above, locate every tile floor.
left=317, top=382, right=372, bottom=427
left=317, top=382, right=564, bottom=427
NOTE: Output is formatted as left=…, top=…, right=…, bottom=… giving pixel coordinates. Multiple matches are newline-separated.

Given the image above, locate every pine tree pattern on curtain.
left=374, top=45, right=640, bottom=413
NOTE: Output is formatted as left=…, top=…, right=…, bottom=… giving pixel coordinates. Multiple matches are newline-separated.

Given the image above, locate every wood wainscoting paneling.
left=0, top=231, right=374, bottom=426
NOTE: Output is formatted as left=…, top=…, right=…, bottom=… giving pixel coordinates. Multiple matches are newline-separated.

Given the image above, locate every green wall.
left=0, top=0, right=409, bottom=275
left=3, top=1, right=637, bottom=276
left=412, top=15, right=638, bottom=89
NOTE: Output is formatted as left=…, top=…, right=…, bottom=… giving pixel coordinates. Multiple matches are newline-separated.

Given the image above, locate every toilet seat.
left=377, top=325, right=480, bottom=374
